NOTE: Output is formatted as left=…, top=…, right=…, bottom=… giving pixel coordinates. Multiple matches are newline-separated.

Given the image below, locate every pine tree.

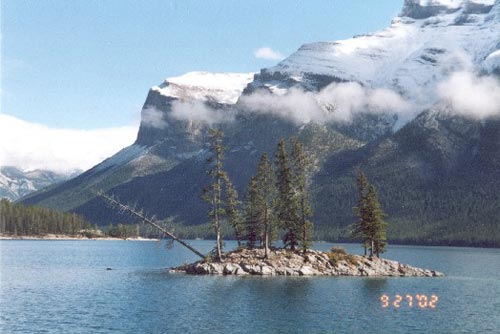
left=352, top=170, right=370, bottom=255
left=275, top=139, right=299, bottom=250
left=365, top=185, right=388, bottom=257
left=203, top=128, right=227, bottom=261
left=224, top=177, right=244, bottom=247
left=290, top=138, right=313, bottom=253
left=244, top=176, right=261, bottom=249
left=352, top=171, right=388, bottom=257
left=253, top=153, right=277, bottom=258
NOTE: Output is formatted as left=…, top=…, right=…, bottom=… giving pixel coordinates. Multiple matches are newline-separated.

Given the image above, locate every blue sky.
left=1, top=0, right=404, bottom=171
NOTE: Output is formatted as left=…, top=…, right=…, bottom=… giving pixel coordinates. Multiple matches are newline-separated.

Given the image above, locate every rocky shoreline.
left=172, top=248, right=444, bottom=277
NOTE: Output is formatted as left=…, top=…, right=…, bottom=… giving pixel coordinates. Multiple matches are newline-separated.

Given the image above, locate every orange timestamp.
left=380, top=294, right=438, bottom=309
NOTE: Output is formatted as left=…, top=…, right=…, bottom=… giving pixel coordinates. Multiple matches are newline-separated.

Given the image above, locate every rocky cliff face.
left=21, top=0, right=500, bottom=246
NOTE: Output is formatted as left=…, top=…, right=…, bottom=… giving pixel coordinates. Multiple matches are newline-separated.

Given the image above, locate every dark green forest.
left=0, top=198, right=219, bottom=239
left=0, top=199, right=149, bottom=239
left=0, top=199, right=87, bottom=237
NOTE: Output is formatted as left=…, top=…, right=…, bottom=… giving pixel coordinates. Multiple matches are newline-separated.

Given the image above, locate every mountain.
left=0, top=166, right=79, bottom=201
left=250, top=0, right=499, bottom=103
left=21, top=0, right=500, bottom=246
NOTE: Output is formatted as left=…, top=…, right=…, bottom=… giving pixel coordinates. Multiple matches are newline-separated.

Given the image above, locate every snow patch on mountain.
left=415, top=0, right=495, bottom=8
left=152, top=72, right=255, bottom=104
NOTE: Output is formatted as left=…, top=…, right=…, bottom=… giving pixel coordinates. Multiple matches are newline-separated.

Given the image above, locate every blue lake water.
left=1, top=240, right=499, bottom=333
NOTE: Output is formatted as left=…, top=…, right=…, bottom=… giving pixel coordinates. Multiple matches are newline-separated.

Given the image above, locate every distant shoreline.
left=1, top=235, right=497, bottom=248
left=0, top=234, right=159, bottom=241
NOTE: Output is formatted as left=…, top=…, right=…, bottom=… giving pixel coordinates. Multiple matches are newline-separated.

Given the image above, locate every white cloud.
left=437, top=71, right=500, bottom=118
left=142, top=106, right=168, bottom=129
left=239, top=88, right=323, bottom=124
left=0, top=114, right=137, bottom=173
left=239, top=82, right=412, bottom=124
left=170, top=100, right=235, bottom=125
left=318, top=82, right=412, bottom=122
left=254, top=47, right=285, bottom=61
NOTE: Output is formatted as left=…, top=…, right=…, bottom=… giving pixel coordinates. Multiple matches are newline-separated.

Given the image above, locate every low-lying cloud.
left=438, top=71, right=500, bottom=118
left=239, top=88, right=321, bottom=124
left=0, top=114, right=137, bottom=173
left=170, top=100, right=235, bottom=125
left=318, top=82, right=412, bottom=121
left=239, top=82, right=412, bottom=124
left=142, top=106, right=168, bottom=129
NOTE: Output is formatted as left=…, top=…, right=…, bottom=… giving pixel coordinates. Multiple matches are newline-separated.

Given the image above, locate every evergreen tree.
left=244, top=177, right=262, bottom=249
left=352, top=171, right=388, bottom=257
left=224, top=177, right=244, bottom=247
left=275, top=139, right=299, bottom=250
left=352, top=170, right=370, bottom=255
left=203, top=128, right=227, bottom=261
left=253, top=153, right=277, bottom=258
left=290, top=138, right=313, bottom=253
left=365, top=185, right=388, bottom=257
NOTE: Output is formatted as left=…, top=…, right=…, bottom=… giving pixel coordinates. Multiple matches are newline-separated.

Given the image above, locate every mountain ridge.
left=0, top=166, right=79, bottom=201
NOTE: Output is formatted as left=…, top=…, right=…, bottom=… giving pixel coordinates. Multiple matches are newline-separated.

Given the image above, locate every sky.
left=1, top=0, right=404, bottom=172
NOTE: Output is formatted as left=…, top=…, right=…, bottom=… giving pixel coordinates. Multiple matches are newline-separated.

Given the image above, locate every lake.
left=1, top=240, right=499, bottom=333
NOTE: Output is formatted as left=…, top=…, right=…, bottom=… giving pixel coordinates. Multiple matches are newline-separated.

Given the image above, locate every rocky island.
left=172, top=247, right=444, bottom=277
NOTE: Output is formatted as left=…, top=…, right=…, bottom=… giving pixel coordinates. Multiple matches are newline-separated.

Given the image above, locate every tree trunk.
left=214, top=189, right=222, bottom=261
left=264, top=205, right=269, bottom=258
left=301, top=198, right=307, bottom=254
left=214, top=151, right=223, bottom=261
left=216, top=226, right=222, bottom=261
left=370, top=239, right=374, bottom=257
left=96, top=191, right=205, bottom=259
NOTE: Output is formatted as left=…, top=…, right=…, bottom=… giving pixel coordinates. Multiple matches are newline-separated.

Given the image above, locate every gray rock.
left=305, top=255, right=316, bottom=263
left=260, top=265, right=274, bottom=275
left=298, top=266, right=316, bottom=276
left=223, top=263, right=240, bottom=275
left=235, top=267, right=249, bottom=275
left=196, top=263, right=211, bottom=274
left=209, top=263, right=224, bottom=274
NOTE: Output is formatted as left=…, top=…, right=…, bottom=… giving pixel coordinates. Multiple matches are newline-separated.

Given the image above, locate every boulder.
left=298, top=266, right=317, bottom=276
left=209, top=263, right=224, bottom=274
left=260, top=265, right=274, bottom=275
left=223, top=263, right=240, bottom=275
left=234, top=267, right=249, bottom=275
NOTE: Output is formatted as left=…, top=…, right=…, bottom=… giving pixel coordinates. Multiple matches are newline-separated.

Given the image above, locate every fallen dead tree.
left=96, top=190, right=205, bottom=259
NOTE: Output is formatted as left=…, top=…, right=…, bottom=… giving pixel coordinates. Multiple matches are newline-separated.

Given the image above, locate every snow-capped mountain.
left=0, top=166, right=79, bottom=201
left=252, top=0, right=499, bottom=107
left=22, top=0, right=500, bottom=246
